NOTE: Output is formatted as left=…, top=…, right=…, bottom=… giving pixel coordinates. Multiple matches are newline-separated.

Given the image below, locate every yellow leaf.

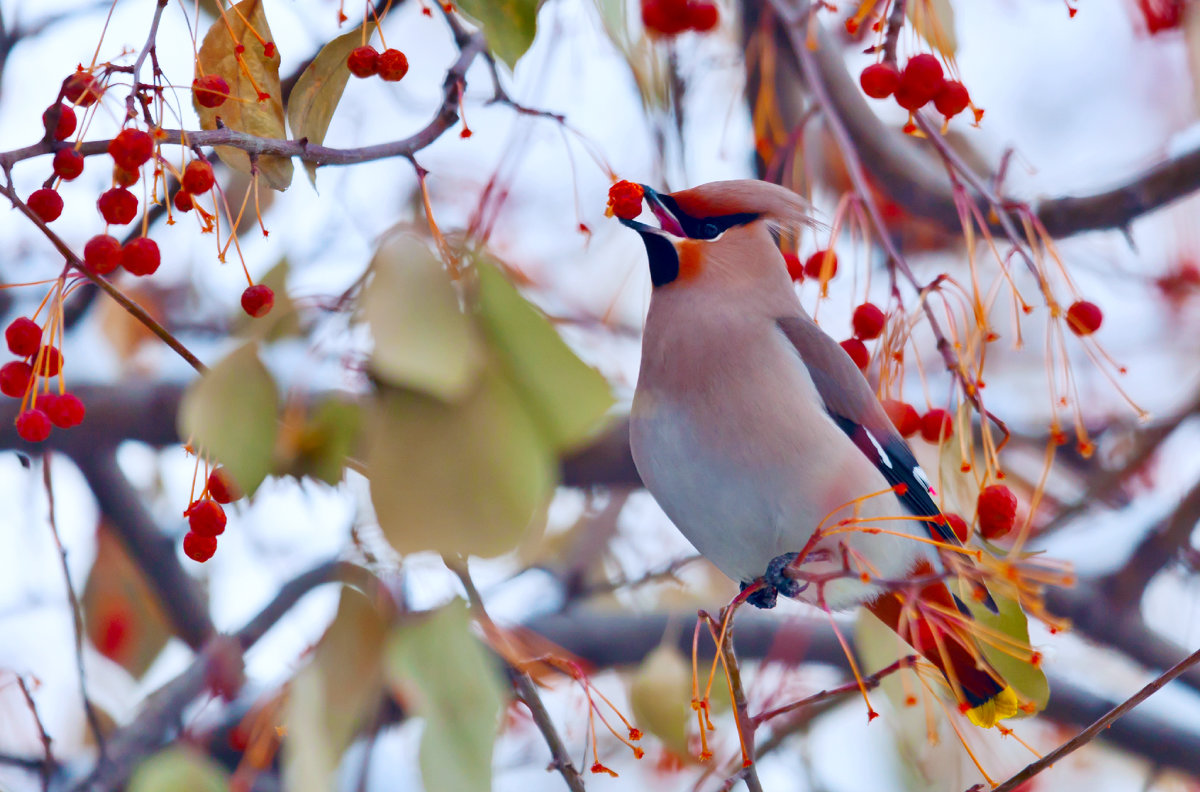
left=364, top=236, right=485, bottom=402
left=178, top=342, right=279, bottom=496
left=474, top=260, right=613, bottom=451
left=907, top=0, right=957, bottom=58
left=194, top=0, right=293, bottom=190
left=82, top=522, right=172, bottom=679
left=287, top=22, right=375, bottom=188
left=366, top=366, right=556, bottom=558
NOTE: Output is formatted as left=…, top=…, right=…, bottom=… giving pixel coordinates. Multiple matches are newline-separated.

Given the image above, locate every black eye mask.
left=654, top=193, right=759, bottom=240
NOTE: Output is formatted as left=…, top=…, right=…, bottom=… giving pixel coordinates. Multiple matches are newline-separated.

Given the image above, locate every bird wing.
left=774, top=315, right=958, bottom=547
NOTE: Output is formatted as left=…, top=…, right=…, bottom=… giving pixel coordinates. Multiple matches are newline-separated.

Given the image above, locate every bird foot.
left=742, top=552, right=806, bottom=609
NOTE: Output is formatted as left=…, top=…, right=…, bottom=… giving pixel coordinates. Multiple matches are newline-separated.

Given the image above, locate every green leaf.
left=385, top=601, right=506, bottom=792
left=286, top=22, right=376, bottom=188
left=178, top=343, right=279, bottom=496
left=283, top=590, right=388, bottom=792
left=366, top=365, right=555, bottom=558
left=277, top=398, right=361, bottom=486
left=963, top=590, right=1049, bottom=716
left=364, top=236, right=485, bottom=402
left=629, top=642, right=690, bottom=758
left=455, top=0, right=540, bottom=69
left=474, top=260, right=612, bottom=452
left=129, top=747, right=230, bottom=792
left=194, top=0, right=293, bottom=190
left=82, top=522, right=172, bottom=679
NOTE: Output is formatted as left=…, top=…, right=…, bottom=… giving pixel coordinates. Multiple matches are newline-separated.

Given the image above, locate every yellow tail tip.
left=965, top=686, right=1020, bottom=728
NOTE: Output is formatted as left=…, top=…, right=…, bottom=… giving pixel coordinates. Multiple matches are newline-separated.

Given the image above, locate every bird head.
left=619, top=180, right=817, bottom=289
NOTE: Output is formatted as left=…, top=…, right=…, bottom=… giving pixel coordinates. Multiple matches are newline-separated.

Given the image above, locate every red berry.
left=108, top=128, right=155, bottom=171
left=43, top=104, right=77, bottom=141
left=783, top=252, right=805, bottom=281
left=852, top=302, right=886, bottom=340
left=860, top=62, right=900, bottom=99
left=1066, top=300, right=1102, bottom=336
left=804, top=249, right=838, bottom=280
left=44, top=392, right=85, bottom=428
left=112, top=166, right=140, bottom=188
left=840, top=337, right=869, bottom=371
left=181, top=160, right=215, bottom=194
left=173, top=190, right=194, bottom=213
left=83, top=234, right=123, bottom=275
left=934, top=80, right=970, bottom=118
left=28, top=189, right=64, bottom=223
left=193, top=74, right=230, bottom=108
left=63, top=71, right=103, bottom=107
left=1138, top=0, right=1184, bottom=33
left=897, top=53, right=944, bottom=110
left=378, top=49, right=409, bottom=81
left=52, top=148, right=85, bottom=180
left=977, top=484, right=1018, bottom=540
left=36, top=347, right=63, bottom=377
left=183, top=531, right=218, bottom=562
left=207, top=467, right=241, bottom=504
left=188, top=499, right=227, bottom=537
left=642, top=0, right=690, bottom=35
left=941, top=513, right=969, bottom=543
left=0, top=361, right=32, bottom=398
left=16, top=409, right=52, bottom=442
left=687, top=1, right=719, bottom=31
left=882, top=399, right=920, bottom=438
left=98, top=187, right=138, bottom=225
left=607, top=180, right=645, bottom=220
left=5, top=318, right=41, bottom=357
left=122, top=237, right=161, bottom=277
left=241, top=284, right=275, bottom=317
left=347, top=45, right=380, bottom=78
left=920, top=408, right=954, bottom=443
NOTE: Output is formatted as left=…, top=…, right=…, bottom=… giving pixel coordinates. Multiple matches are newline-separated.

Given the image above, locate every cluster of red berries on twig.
left=182, top=467, right=242, bottom=563
left=3, top=317, right=85, bottom=443
left=640, top=0, right=720, bottom=36
left=606, top=180, right=645, bottom=220
left=881, top=399, right=957, bottom=446
left=347, top=46, right=410, bottom=81
left=860, top=54, right=973, bottom=126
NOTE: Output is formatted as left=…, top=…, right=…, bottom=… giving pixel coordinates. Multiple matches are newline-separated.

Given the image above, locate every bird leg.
left=742, top=552, right=808, bottom=609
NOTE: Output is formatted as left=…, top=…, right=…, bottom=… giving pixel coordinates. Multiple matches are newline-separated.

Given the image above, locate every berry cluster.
left=860, top=54, right=971, bottom=121
left=881, top=399, right=957, bottom=445
left=171, top=158, right=216, bottom=215
left=641, top=0, right=720, bottom=36
left=607, top=180, right=645, bottom=220
left=346, top=46, right=410, bottom=81
left=3, top=317, right=85, bottom=443
left=182, top=467, right=242, bottom=563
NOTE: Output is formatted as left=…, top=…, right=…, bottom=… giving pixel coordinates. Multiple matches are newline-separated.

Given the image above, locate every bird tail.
left=866, top=560, right=1019, bottom=728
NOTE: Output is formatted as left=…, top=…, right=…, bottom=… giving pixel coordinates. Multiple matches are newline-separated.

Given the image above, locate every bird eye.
left=701, top=223, right=719, bottom=238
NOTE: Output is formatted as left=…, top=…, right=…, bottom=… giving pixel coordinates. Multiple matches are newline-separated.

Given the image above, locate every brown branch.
left=69, top=560, right=380, bottom=792
left=880, top=0, right=906, bottom=66
left=42, top=458, right=107, bottom=758
left=987, top=643, right=1200, bottom=792
left=1104, top=475, right=1200, bottom=605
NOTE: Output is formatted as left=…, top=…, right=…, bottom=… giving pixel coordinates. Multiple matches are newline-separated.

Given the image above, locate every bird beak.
left=640, top=185, right=687, bottom=238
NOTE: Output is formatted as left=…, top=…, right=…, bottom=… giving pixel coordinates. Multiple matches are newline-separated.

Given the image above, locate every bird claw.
left=742, top=552, right=806, bottom=609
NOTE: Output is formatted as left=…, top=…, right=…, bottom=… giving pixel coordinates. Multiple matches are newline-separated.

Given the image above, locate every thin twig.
left=17, top=677, right=54, bottom=792
left=987, top=643, right=1200, bottom=792
left=753, top=655, right=915, bottom=725
left=125, top=0, right=168, bottom=121
left=880, top=0, right=907, bottom=66
left=42, top=456, right=107, bottom=758
left=445, top=556, right=587, bottom=792
left=716, top=615, right=763, bottom=792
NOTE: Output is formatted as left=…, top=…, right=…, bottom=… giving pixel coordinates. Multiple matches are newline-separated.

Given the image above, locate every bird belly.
left=630, top=391, right=928, bottom=610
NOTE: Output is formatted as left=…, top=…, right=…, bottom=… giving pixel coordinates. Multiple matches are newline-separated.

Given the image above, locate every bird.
left=619, top=178, right=1018, bottom=728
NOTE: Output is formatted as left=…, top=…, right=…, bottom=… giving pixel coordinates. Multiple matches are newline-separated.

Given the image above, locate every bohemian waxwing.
left=620, top=179, right=1017, bottom=728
